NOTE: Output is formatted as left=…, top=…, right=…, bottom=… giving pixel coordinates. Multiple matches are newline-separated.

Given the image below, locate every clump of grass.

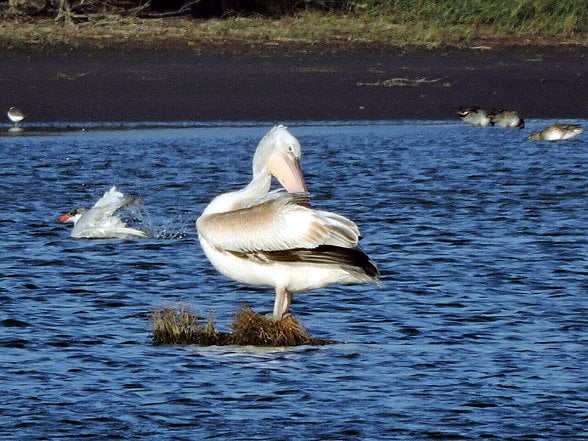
left=152, top=305, right=231, bottom=345
left=231, top=305, right=317, bottom=346
left=151, top=304, right=332, bottom=347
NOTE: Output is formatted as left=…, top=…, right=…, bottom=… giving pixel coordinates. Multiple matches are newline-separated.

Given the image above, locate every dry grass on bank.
left=152, top=305, right=332, bottom=347
left=0, top=10, right=586, bottom=50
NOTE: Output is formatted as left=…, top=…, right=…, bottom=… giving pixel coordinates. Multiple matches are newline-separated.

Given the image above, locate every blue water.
left=1, top=121, right=586, bottom=440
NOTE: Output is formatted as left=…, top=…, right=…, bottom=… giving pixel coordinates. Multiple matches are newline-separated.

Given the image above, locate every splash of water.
left=122, top=205, right=191, bottom=240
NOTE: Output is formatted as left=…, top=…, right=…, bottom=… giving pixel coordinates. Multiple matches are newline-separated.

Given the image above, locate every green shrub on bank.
left=1, top=0, right=585, bottom=46
left=358, top=0, right=587, bottom=35
left=6, top=0, right=587, bottom=34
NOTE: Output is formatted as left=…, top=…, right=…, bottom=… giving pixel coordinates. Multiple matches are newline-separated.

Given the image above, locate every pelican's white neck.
left=201, top=125, right=298, bottom=217
left=202, top=172, right=271, bottom=216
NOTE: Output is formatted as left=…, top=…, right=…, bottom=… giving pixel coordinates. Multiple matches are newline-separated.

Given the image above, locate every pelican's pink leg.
left=273, top=287, right=293, bottom=321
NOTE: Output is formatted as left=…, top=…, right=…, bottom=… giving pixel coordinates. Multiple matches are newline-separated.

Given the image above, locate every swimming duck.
left=490, top=110, right=525, bottom=129
left=457, top=107, right=492, bottom=127
left=528, top=124, right=583, bottom=141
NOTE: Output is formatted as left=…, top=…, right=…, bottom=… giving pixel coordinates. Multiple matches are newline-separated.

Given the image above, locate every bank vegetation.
left=1, top=0, right=586, bottom=48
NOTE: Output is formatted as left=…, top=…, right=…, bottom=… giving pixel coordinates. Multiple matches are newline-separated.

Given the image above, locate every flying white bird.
left=59, top=186, right=147, bottom=239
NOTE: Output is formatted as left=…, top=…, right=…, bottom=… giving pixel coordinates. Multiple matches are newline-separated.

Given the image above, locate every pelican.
left=59, top=186, right=147, bottom=239
left=528, top=124, right=583, bottom=141
left=197, top=125, right=380, bottom=320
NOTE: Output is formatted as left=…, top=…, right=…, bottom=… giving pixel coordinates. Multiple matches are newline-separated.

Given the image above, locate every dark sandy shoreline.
left=1, top=44, right=587, bottom=123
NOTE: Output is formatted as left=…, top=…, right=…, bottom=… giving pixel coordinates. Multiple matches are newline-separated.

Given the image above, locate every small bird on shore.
left=457, top=107, right=492, bottom=127
left=7, top=107, right=25, bottom=129
left=528, top=124, right=583, bottom=141
left=490, top=110, right=525, bottom=129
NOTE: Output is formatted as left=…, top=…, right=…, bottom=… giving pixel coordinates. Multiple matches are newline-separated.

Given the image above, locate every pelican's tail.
left=261, top=245, right=381, bottom=285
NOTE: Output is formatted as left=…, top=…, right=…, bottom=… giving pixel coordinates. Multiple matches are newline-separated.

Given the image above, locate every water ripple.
left=0, top=121, right=586, bottom=440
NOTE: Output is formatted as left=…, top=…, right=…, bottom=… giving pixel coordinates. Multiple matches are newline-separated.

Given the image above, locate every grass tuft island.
left=152, top=305, right=332, bottom=347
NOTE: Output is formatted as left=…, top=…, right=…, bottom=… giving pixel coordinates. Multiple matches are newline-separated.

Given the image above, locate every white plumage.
left=528, top=123, right=583, bottom=141
left=197, top=125, right=379, bottom=320
left=59, top=186, right=147, bottom=239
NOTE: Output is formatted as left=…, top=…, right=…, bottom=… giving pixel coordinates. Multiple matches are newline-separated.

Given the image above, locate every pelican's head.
left=58, top=208, right=86, bottom=225
left=253, top=125, right=307, bottom=193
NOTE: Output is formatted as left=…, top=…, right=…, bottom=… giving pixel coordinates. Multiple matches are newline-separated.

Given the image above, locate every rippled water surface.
left=1, top=121, right=586, bottom=440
